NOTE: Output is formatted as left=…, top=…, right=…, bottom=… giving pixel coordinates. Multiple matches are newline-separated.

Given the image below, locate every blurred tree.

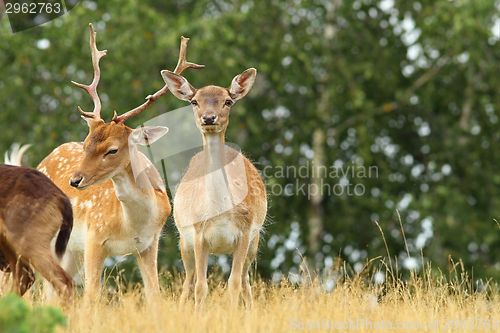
left=1, top=0, right=500, bottom=285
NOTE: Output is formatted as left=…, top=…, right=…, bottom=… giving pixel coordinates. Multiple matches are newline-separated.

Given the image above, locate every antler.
left=112, top=36, right=204, bottom=124
left=72, top=23, right=107, bottom=120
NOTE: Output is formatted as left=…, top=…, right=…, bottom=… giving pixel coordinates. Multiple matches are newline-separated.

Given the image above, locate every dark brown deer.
left=0, top=163, right=74, bottom=300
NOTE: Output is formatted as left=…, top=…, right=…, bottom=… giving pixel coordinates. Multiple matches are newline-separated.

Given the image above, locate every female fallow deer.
left=37, top=24, right=203, bottom=300
left=161, top=68, right=267, bottom=309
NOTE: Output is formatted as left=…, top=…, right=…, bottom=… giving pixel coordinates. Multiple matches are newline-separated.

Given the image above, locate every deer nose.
left=202, top=115, right=217, bottom=125
left=70, top=177, right=83, bottom=188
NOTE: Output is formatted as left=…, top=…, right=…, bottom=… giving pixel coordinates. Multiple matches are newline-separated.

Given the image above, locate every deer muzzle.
left=202, top=115, right=217, bottom=125
left=70, top=177, right=83, bottom=188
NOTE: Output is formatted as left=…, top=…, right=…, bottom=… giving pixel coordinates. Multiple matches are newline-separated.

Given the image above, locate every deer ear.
left=129, top=126, right=169, bottom=146
left=161, top=70, right=196, bottom=101
left=229, top=68, right=257, bottom=101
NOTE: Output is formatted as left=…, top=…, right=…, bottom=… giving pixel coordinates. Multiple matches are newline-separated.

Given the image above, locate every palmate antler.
left=72, top=23, right=204, bottom=123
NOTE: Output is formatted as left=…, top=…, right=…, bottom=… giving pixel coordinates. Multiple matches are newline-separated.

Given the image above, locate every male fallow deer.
left=161, top=68, right=267, bottom=309
left=37, top=24, right=203, bottom=300
left=0, top=160, right=74, bottom=300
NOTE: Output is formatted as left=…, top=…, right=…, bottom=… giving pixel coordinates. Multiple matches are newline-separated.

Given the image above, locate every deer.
left=36, top=23, right=203, bottom=301
left=161, top=68, right=267, bottom=309
left=0, top=153, right=74, bottom=301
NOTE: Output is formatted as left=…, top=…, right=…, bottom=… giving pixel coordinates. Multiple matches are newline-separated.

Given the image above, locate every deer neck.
left=203, top=132, right=226, bottom=173
left=110, top=160, right=156, bottom=226
left=202, top=132, right=233, bottom=213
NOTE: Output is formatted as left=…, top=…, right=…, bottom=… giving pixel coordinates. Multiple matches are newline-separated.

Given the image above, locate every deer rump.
left=0, top=164, right=74, bottom=297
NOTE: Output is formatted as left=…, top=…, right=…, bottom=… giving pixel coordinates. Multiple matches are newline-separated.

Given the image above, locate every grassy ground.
left=2, top=218, right=499, bottom=332
left=17, top=262, right=496, bottom=333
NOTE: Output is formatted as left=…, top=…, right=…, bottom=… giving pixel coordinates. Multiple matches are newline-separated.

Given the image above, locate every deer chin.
left=76, top=175, right=110, bottom=190
left=74, top=184, right=91, bottom=191
left=201, top=125, right=221, bottom=133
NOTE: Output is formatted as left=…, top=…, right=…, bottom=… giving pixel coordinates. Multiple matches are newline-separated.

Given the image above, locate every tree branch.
left=374, top=51, right=453, bottom=113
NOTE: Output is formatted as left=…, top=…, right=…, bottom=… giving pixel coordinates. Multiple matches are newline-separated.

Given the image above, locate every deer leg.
left=0, top=270, right=11, bottom=295
left=84, top=239, right=106, bottom=301
left=0, top=242, right=10, bottom=295
left=0, top=239, right=34, bottom=296
left=179, top=236, right=195, bottom=305
left=228, top=232, right=252, bottom=308
left=0, top=246, right=8, bottom=272
left=14, top=262, right=35, bottom=297
left=9, top=239, right=74, bottom=302
left=12, top=262, right=34, bottom=297
left=45, top=250, right=82, bottom=300
left=29, top=252, right=74, bottom=302
left=136, top=234, right=160, bottom=301
left=241, top=234, right=259, bottom=309
left=193, top=230, right=209, bottom=310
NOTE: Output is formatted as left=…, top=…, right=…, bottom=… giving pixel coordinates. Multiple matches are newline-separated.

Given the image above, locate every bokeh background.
left=1, top=0, right=500, bottom=286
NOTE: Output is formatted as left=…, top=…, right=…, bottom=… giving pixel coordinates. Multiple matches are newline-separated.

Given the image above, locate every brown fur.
left=0, top=165, right=74, bottom=300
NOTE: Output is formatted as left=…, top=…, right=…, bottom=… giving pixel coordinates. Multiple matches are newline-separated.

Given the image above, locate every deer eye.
left=225, top=100, right=233, bottom=107
left=190, top=100, right=198, bottom=106
left=105, top=149, right=118, bottom=156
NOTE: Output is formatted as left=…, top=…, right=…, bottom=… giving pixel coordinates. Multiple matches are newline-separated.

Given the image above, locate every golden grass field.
left=3, top=219, right=500, bottom=333
left=1, top=218, right=498, bottom=333
left=8, top=259, right=494, bottom=333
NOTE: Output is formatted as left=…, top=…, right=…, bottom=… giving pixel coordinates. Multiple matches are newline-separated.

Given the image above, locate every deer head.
left=70, top=121, right=168, bottom=189
left=69, top=24, right=203, bottom=189
left=160, top=68, right=256, bottom=135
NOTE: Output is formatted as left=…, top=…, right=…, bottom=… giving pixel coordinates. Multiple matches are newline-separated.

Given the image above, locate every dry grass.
left=4, top=215, right=499, bottom=332
left=16, top=261, right=497, bottom=333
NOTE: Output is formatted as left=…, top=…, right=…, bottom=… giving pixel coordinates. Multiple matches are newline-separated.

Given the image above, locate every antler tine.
left=71, top=23, right=107, bottom=120
left=112, top=36, right=204, bottom=124
left=173, top=36, right=205, bottom=75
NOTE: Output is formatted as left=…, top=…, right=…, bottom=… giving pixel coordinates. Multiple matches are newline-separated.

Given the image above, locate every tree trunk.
left=306, top=0, right=341, bottom=268
left=308, top=128, right=326, bottom=256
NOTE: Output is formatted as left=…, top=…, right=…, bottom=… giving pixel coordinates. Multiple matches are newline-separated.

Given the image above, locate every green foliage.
left=1, top=0, right=500, bottom=283
left=0, top=293, right=66, bottom=333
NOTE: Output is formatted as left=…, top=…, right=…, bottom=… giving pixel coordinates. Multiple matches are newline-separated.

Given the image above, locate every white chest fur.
left=204, top=214, right=240, bottom=254
left=103, top=232, right=155, bottom=256
left=66, top=221, right=156, bottom=256
left=179, top=213, right=260, bottom=255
